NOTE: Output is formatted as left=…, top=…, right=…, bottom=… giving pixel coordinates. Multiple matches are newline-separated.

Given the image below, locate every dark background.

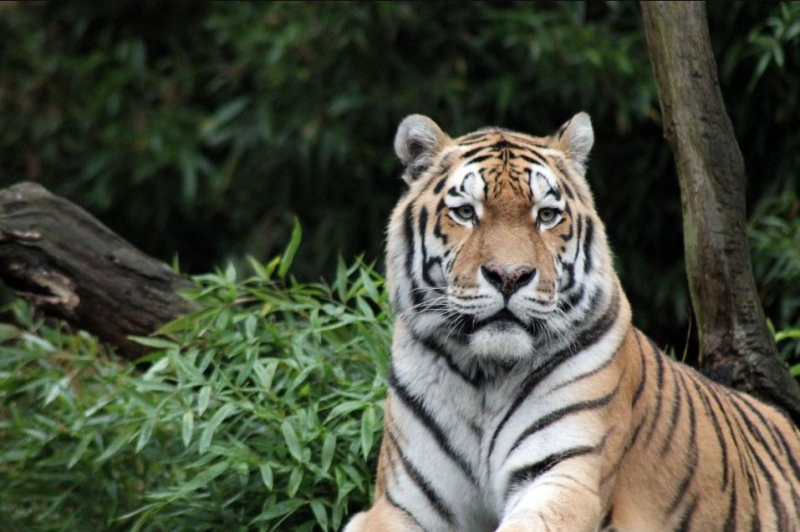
left=1, top=1, right=798, bottom=359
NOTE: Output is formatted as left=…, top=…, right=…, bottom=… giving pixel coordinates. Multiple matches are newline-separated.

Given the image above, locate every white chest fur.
left=387, top=321, right=617, bottom=531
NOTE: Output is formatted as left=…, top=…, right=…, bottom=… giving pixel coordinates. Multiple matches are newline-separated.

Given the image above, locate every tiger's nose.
left=481, top=264, right=536, bottom=296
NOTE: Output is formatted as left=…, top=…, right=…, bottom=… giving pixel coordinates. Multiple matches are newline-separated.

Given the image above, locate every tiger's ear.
left=394, top=115, right=450, bottom=184
left=554, top=112, right=594, bottom=173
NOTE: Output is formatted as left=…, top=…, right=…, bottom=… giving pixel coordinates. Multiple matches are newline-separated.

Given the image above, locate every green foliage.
left=750, top=192, right=800, bottom=368
left=0, top=256, right=390, bottom=531
left=0, top=1, right=661, bottom=273
left=0, top=2, right=798, bottom=380
left=0, top=8, right=799, bottom=531
left=744, top=2, right=800, bottom=92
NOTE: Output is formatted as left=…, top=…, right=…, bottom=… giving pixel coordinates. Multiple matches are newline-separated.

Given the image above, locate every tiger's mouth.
left=458, top=308, right=528, bottom=335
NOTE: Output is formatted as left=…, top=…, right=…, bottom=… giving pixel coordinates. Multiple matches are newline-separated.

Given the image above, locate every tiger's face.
left=387, top=113, right=614, bottom=364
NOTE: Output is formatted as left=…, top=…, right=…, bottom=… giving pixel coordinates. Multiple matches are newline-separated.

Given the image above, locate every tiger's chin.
left=468, top=323, right=534, bottom=362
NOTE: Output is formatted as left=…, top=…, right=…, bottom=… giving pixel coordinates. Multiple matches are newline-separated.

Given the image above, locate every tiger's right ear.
left=394, top=115, right=450, bottom=185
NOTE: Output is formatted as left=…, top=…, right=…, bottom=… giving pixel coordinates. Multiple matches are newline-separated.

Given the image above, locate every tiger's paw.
left=341, top=511, right=367, bottom=532
left=495, top=511, right=540, bottom=532
left=495, top=526, right=533, bottom=532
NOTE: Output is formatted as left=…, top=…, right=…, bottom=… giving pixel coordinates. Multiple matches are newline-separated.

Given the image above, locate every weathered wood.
left=642, top=1, right=800, bottom=423
left=0, top=182, right=198, bottom=359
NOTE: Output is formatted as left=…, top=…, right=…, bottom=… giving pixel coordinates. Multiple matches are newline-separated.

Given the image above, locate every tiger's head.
left=387, top=113, right=628, bottom=366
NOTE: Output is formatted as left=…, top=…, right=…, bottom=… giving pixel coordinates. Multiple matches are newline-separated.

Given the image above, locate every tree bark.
left=0, top=182, right=198, bottom=359
left=642, top=1, right=800, bottom=423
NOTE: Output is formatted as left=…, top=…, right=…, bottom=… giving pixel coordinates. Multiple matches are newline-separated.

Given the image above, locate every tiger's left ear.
left=395, top=115, right=451, bottom=185
left=554, top=112, right=594, bottom=173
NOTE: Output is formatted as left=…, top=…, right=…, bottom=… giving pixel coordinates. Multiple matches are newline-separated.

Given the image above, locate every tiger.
left=343, top=112, right=800, bottom=532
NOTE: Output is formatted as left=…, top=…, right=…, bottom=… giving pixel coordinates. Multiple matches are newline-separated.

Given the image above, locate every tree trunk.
left=641, top=1, right=800, bottom=423
left=0, top=182, right=199, bottom=359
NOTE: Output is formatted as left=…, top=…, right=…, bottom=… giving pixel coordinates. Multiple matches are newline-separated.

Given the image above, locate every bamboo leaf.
left=181, top=411, right=194, bottom=448
left=279, top=219, right=302, bottom=279
left=281, top=420, right=303, bottom=462
left=199, top=404, right=235, bottom=453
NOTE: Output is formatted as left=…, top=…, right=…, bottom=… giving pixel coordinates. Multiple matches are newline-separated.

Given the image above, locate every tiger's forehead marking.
left=447, top=164, right=489, bottom=201
left=442, top=133, right=562, bottom=206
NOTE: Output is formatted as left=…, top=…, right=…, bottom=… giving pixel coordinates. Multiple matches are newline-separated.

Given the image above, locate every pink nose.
left=481, top=264, right=535, bottom=296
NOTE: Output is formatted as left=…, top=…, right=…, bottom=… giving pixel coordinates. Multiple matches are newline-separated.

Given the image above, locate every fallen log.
left=0, top=182, right=198, bottom=359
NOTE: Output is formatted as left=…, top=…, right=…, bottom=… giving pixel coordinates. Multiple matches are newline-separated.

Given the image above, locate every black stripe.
left=504, top=445, right=597, bottom=500
left=558, top=282, right=583, bottom=311
left=464, top=154, right=494, bottom=166
left=675, top=495, right=698, bottom=532
left=687, top=373, right=730, bottom=490
left=560, top=262, right=576, bottom=294
left=631, top=330, right=647, bottom=407
left=518, top=153, right=548, bottom=167
left=382, top=440, right=431, bottom=532
left=386, top=429, right=456, bottom=526
left=581, top=287, right=605, bottom=320
left=582, top=217, right=595, bottom=273
left=737, top=395, right=800, bottom=484
left=403, top=202, right=416, bottom=281
left=461, top=146, right=485, bottom=159
left=733, top=395, right=784, bottom=451
left=523, top=168, right=535, bottom=202
left=750, top=508, right=760, bottom=532
left=389, top=367, right=479, bottom=485
left=572, top=214, right=583, bottom=267
left=729, top=396, right=789, bottom=479
left=478, top=167, right=489, bottom=200
left=412, top=331, right=482, bottom=387
left=728, top=396, right=797, bottom=524
left=457, top=131, right=495, bottom=145
left=433, top=175, right=448, bottom=194
left=401, top=202, right=426, bottom=309
left=487, top=291, right=620, bottom=459
left=385, top=489, right=429, bottom=532
left=418, top=206, right=440, bottom=289
left=723, top=472, right=737, bottom=532
left=726, top=396, right=772, bottom=500
left=562, top=181, right=575, bottom=200
left=487, top=139, right=533, bottom=152
left=500, top=132, right=549, bottom=149
left=418, top=206, right=429, bottom=276
left=506, top=383, right=620, bottom=459
left=432, top=217, right=448, bottom=246
left=707, top=385, right=758, bottom=500
left=660, top=364, right=684, bottom=456
left=642, top=341, right=666, bottom=447
left=759, top=451, right=789, bottom=530
left=457, top=138, right=490, bottom=146
left=622, top=415, right=647, bottom=459
left=544, top=186, right=562, bottom=201
left=552, top=157, right=580, bottom=193
left=559, top=214, right=575, bottom=242
left=548, top=349, right=618, bottom=394
left=601, top=413, right=647, bottom=487
left=409, top=279, right=424, bottom=307
left=601, top=506, right=614, bottom=529
left=666, top=372, right=698, bottom=516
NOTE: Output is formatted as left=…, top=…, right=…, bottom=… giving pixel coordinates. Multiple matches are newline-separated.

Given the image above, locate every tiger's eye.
left=454, top=204, right=476, bottom=221
left=538, top=207, right=558, bottom=224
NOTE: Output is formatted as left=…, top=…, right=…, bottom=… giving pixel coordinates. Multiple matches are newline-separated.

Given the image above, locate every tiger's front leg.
left=343, top=497, right=422, bottom=532
left=343, top=418, right=426, bottom=532
left=495, top=462, right=603, bottom=532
